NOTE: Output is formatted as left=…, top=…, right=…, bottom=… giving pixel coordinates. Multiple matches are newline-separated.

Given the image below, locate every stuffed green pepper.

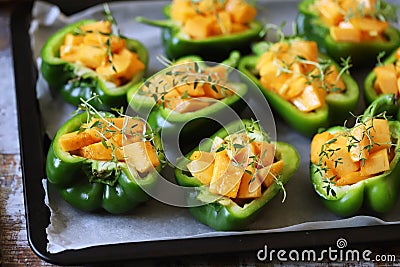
left=310, top=94, right=400, bottom=216
left=239, top=38, right=359, bottom=136
left=174, top=119, right=299, bottom=230
left=41, top=18, right=148, bottom=110
left=46, top=110, right=164, bottom=214
left=296, top=0, right=400, bottom=66
left=136, top=0, right=263, bottom=61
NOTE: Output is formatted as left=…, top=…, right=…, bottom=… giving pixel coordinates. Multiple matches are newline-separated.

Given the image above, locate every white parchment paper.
left=31, top=0, right=400, bottom=254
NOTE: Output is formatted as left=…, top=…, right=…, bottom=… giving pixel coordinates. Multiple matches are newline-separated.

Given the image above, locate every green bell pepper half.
left=296, top=0, right=400, bottom=67
left=364, top=47, right=400, bottom=105
left=46, top=111, right=164, bottom=214
left=174, top=119, right=300, bottom=231
left=135, top=5, right=263, bottom=61
left=127, top=52, right=247, bottom=140
left=310, top=94, right=400, bottom=217
left=238, top=41, right=359, bottom=136
left=40, top=19, right=149, bottom=111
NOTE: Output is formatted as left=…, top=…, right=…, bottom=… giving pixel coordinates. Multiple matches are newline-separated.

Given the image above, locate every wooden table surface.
left=1, top=2, right=400, bottom=266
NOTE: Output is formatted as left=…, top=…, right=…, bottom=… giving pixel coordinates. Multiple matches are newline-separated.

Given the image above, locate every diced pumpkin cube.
left=183, top=15, right=214, bottom=39
left=365, top=118, right=392, bottom=153
left=310, top=131, right=334, bottom=164
left=161, top=89, right=184, bottom=110
left=209, top=150, right=244, bottom=198
left=59, top=45, right=80, bottom=62
left=256, top=51, right=275, bottom=71
left=326, top=135, right=360, bottom=178
left=79, top=141, right=125, bottom=161
left=196, top=0, right=212, bottom=13
left=59, top=131, right=102, bottom=152
left=176, top=83, right=206, bottom=97
left=335, top=171, right=372, bottom=186
left=83, top=33, right=126, bottom=53
left=80, top=20, right=111, bottom=34
left=349, top=17, right=389, bottom=34
left=174, top=99, right=212, bottom=113
left=96, top=48, right=137, bottom=85
left=187, top=151, right=215, bottom=185
left=121, top=51, right=145, bottom=84
left=292, top=85, right=324, bottom=112
left=225, top=0, right=257, bottom=24
left=251, top=141, right=275, bottom=168
left=124, top=141, right=160, bottom=173
left=77, top=44, right=106, bottom=69
left=330, top=26, right=362, bottom=42
left=257, top=160, right=284, bottom=187
left=64, top=34, right=84, bottom=46
left=373, top=64, right=398, bottom=95
left=290, top=40, right=318, bottom=62
left=349, top=123, right=370, bottom=162
left=170, top=0, right=197, bottom=23
left=324, top=65, right=345, bottom=92
left=360, top=148, right=390, bottom=176
left=203, top=83, right=227, bottom=99
left=286, top=76, right=307, bottom=99
left=237, top=167, right=261, bottom=198
left=211, top=11, right=232, bottom=35
left=317, top=0, right=343, bottom=26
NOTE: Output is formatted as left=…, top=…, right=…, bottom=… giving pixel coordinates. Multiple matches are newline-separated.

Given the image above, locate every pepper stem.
left=136, top=17, right=175, bottom=29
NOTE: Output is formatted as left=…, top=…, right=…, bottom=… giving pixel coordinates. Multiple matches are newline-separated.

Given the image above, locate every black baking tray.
left=11, top=0, right=400, bottom=265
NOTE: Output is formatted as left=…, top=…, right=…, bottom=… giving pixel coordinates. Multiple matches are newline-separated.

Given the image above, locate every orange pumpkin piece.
left=225, top=0, right=257, bottom=24
left=59, top=131, right=102, bottom=152
left=360, top=148, right=390, bottom=176
left=77, top=44, right=106, bottom=69
left=237, top=167, right=262, bottom=199
left=310, top=131, right=334, bottom=164
left=335, top=171, right=372, bottom=186
left=64, top=34, right=84, bottom=46
left=174, top=98, right=212, bottom=113
left=176, top=83, right=206, bottom=97
left=183, top=15, right=214, bottom=39
left=211, top=11, right=232, bottom=35
left=330, top=26, right=362, bottom=42
left=290, top=40, right=319, bottom=62
left=209, top=149, right=243, bottom=198
left=187, top=151, right=215, bottom=185
left=83, top=33, right=126, bottom=53
left=317, top=0, right=343, bottom=26
left=251, top=141, right=275, bottom=168
left=203, top=83, right=228, bottom=99
left=60, top=45, right=80, bottom=62
left=349, top=17, right=389, bottom=34
left=326, top=135, right=360, bottom=178
left=79, top=141, right=125, bottom=161
left=258, top=160, right=284, bottom=187
left=292, top=85, right=324, bottom=112
left=349, top=123, right=370, bottom=162
left=365, top=118, right=392, bottom=153
left=124, top=141, right=160, bottom=173
left=80, top=20, right=111, bottom=34
left=170, top=0, right=197, bottom=23
left=373, top=64, right=398, bottom=95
